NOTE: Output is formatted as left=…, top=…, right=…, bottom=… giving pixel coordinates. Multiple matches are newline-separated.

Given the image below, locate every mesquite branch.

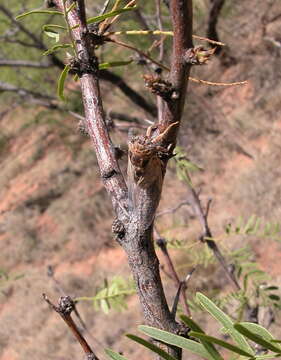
left=50, top=0, right=194, bottom=358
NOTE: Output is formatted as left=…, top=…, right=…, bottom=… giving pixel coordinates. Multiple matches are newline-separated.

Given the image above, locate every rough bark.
left=51, top=1, right=194, bottom=358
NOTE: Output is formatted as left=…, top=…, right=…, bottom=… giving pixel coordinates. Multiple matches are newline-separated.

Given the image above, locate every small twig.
left=155, top=0, right=164, bottom=123
left=156, top=200, right=190, bottom=218
left=108, top=38, right=247, bottom=87
left=205, top=198, right=212, bottom=219
left=171, top=268, right=196, bottom=319
left=106, top=30, right=226, bottom=46
left=43, top=294, right=99, bottom=360
left=108, top=37, right=168, bottom=71
left=155, top=230, right=192, bottom=316
left=46, top=266, right=103, bottom=350
left=187, top=186, right=240, bottom=290
left=207, top=0, right=226, bottom=54
left=99, top=0, right=136, bottom=34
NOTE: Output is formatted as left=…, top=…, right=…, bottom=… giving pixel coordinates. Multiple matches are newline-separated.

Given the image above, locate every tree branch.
left=207, top=0, right=225, bottom=55
left=53, top=0, right=128, bottom=221
left=0, top=59, right=52, bottom=68
left=0, top=80, right=56, bottom=101
left=187, top=186, right=240, bottom=290
left=160, top=0, right=193, bottom=144
left=47, top=2, right=194, bottom=358
left=0, top=4, right=157, bottom=116
left=43, top=294, right=99, bottom=360
left=155, top=233, right=192, bottom=316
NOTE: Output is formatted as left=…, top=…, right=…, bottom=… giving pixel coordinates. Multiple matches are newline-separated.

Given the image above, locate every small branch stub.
left=143, top=75, right=174, bottom=101
left=184, top=46, right=216, bottom=65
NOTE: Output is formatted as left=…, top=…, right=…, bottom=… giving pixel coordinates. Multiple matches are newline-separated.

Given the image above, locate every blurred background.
left=0, top=0, right=281, bottom=359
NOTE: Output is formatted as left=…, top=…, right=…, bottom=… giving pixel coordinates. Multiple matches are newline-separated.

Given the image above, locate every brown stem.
left=155, top=230, right=191, bottom=317
left=207, top=0, right=225, bottom=55
left=51, top=2, right=193, bottom=358
left=53, top=0, right=128, bottom=221
left=43, top=294, right=99, bottom=360
left=161, top=0, right=193, bottom=144
left=188, top=186, right=240, bottom=290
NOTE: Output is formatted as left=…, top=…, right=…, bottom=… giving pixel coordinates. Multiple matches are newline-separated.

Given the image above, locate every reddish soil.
left=1, top=1, right=281, bottom=359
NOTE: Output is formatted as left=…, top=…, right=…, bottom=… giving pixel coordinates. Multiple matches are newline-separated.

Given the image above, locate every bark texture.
left=51, top=1, right=194, bottom=358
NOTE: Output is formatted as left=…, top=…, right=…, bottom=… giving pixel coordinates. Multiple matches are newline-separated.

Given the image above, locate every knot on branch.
left=143, top=75, right=174, bottom=101
left=128, top=123, right=178, bottom=188
left=68, top=55, right=99, bottom=77
left=184, top=46, right=216, bottom=65
left=86, top=31, right=108, bottom=47
left=43, top=293, right=75, bottom=315
left=57, top=295, right=75, bottom=315
left=112, top=218, right=126, bottom=241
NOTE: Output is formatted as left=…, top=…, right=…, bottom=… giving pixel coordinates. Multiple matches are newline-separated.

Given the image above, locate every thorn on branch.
left=184, top=46, right=216, bottom=65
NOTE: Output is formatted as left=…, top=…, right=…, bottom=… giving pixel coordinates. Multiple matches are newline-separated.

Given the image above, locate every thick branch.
left=53, top=0, right=128, bottom=220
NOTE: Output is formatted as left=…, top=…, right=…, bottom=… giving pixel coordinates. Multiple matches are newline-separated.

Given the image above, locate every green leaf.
left=100, top=299, right=110, bottom=314
left=105, top=349, right=129, bottom=360
left=138, top=325, right=214, bottom=360
left=43, top=43, right=72, bottom=56
left=44, top=30, right=60, bottom=43
left=243, top=215, right=256, bottom=234
left=255, top=355, right=281, bottom=360
left=239, top=322, right=281, bottom=349
left=126, top=334, right=177, bottom=360
left=264, top=286, right=279, bottom=291
left=86, top=6, right=137, bottom=24
left=196, top=293, right=254, bottom=356
left=189, top=332, right=254, bottom=358
left=234, top=324, right=281, bottom=353
left=43, top=24, right=67, bottom=31
left=16, top=10, right=63, bottom=20
left=57, top=64, right=70, bottom=101
left=99, top=60, right=133, bottom=69
left=180, top=315, right=223, bottom=360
